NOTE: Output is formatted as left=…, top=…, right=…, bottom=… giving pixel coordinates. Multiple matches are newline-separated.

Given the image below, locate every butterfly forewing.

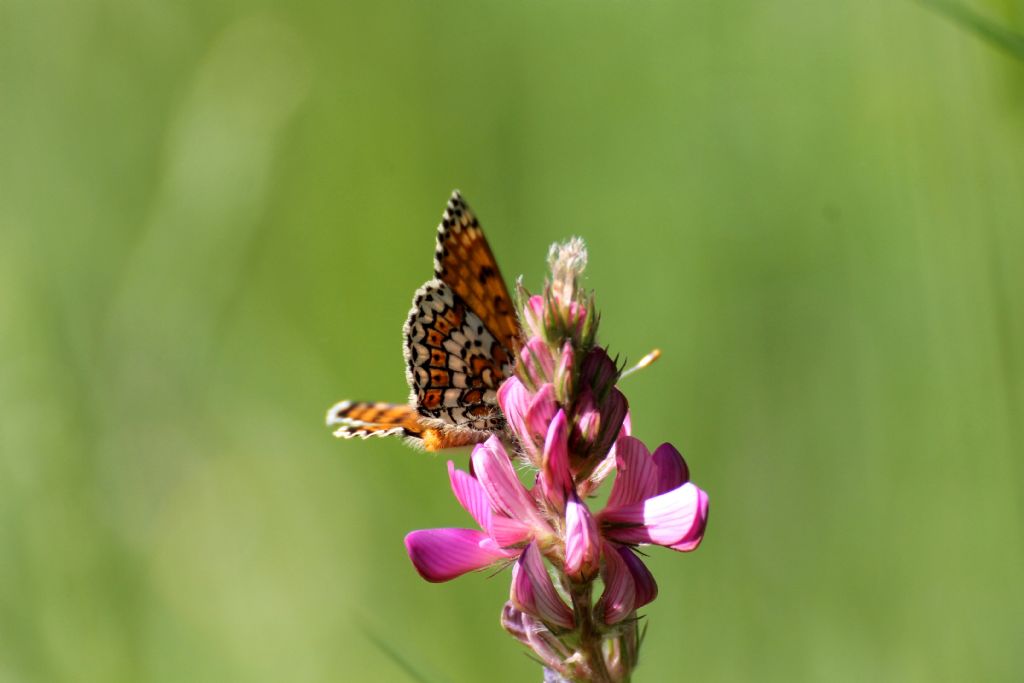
left=434, top=192, right=520, bottom=355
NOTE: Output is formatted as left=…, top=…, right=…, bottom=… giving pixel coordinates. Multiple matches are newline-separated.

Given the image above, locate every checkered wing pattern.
left=433, top=191, right=520, bottom=355
left=403, top=279, right=514, bottom=433
left=326, top=191, right=521, bottom=452
left=326, top=401, right=424, bottom=440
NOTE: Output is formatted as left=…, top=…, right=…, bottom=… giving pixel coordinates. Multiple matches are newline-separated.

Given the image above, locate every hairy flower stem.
left=570, top=581, right=615, bottom=683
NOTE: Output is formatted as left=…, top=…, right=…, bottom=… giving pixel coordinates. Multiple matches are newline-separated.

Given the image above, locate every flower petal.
left=511, top=543, right=575, bottom=630
left=501, top=603, right=571, bottom=671
left=652, top=443, right=690, bottom=494
left=448, top=461, right=491, bottom=532
left=605, top=435, right=658, bottom=510
left=564, top=492, right=600, bottom=580
left=471, top=436, right=537, bottom=521
left=553, top=341, right=574, bottom=400
left=567, top=301, right=587, bottom=336
left=581, top=347, right=618, bottom=392
left=405, top=528, right=512, bottom=583
left=597, top=541, right=636, bottom=625
left=593, top=388, right=628, bottom=458
left=668, top=486, right=709, bottom=551
left=521, top=338, right=556, bottom=387
left=489, top=514, right=534, bottom=548
left=498, top=378, right=531, bottom=439
left=617, top=546, right=658, bottom=609
left=571, top=386, right=601, bottom=448
left=601, top=482, right=708, bottom=548
left=541, top=409, right=573, bottom=509
left=521, top=295, right=547, bottom=341
left=524, top=384, right=558, bottom=448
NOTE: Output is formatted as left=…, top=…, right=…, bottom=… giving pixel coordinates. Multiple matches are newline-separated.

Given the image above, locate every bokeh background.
left=3, top=1, right=1023, bottom=681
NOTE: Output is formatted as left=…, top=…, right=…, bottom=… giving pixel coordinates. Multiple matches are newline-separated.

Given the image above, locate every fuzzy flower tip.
left=405, top=237, right=709, bottom=682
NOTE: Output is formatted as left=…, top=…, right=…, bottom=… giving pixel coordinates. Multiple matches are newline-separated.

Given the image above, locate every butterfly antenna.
left=620, top=348, right=662, bottom=379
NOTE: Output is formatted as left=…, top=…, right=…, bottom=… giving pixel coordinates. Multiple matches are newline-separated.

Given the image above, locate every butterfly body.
left=326, top=191, right=520, bottom=451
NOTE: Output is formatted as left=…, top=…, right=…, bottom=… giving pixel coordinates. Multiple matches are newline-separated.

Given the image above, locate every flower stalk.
left=405, top=239, right=709, bottom=682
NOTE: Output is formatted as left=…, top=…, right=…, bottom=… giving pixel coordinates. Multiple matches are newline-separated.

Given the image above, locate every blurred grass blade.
left=919, top=0, right=1024, bottom=61
left=363, top=628, right=446, bottom=683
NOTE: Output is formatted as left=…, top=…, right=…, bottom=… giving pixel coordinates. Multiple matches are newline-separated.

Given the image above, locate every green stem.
left=569, top=580, right=614, bottom=683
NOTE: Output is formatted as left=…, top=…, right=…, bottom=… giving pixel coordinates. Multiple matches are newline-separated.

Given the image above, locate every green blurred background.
left=3, top=1, right=1023, bottom=681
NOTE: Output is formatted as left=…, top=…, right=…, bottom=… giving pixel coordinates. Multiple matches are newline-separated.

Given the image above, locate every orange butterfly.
left=326, top=191, right=522, bottom=451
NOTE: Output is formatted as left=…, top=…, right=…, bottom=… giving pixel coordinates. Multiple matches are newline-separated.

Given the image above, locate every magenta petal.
left=489, top=514, right=534, bottom=547
left=498, top=378, right=531, bottom=440
left=541, top=410, right=572, bottom=509
left=521, top=338, right=556, bottom=386
left=601, top=483, right=708, bottom=548
left=524, top=384, right=558, bottom=446
left=564, top=492, right=600, bottom=579
left=448, top=461, right=491, bottom=532
left=567, top=301, right=587, bottom=335
left=511, top=543, right=575, bottom=630
left=668, top=486, right=709, bottom=551
left=405, top=528, right=511, bottom=583
left=597, top=541, right=636, bottom=625
left=472, top=436, right=541, bottom=524
left=502, top=603, right=572, bottom=671
left=652, top=443, right=690, bottom=494
left=584, top=408, right=626, bottom=491
left=594, top=388, right=628, bottom=457
left=553, top=341, right=574, bottom=398
left=617, top=546, right=658, bottom=609
left=581, top=347, right=617, bottom=389
left=522, top=295, right=546, bottom=340
left=573, top=387, right=600, bottom=444
left=606, top=436, right=658, bottom=509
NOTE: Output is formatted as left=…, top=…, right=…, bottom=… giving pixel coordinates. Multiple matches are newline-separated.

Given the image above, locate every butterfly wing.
left=433, top=191, right=521, bottom=355
left=403, top=279, right=514, bottom=434
left=327, top=191, right=520, bottom=452
left=326, top=401, right=424, bottom=440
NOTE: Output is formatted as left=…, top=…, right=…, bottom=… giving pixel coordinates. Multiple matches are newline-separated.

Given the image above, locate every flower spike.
left=402, top=230, right=709, bottom=682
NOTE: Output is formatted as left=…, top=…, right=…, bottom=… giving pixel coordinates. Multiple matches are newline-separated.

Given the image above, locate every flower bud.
left=564, top=492, right=600, bottom=581
left=596, top=541, right=636, bottom=625
left=521, top=295, right=547, bottom=342
left=511, top=543, right=575, bottom=630
left=501, top=603, right=572, bottom=675
left=521, top=338, right=556, bottom=387
left=553, top=341, right=575, bottom=403
left=540, top=410, right=572, bottom=510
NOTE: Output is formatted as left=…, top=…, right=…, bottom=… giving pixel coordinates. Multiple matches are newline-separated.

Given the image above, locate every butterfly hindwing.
left=434, top=191, right=520, bottom=356
left=403, top=279, right=513, bottom=432
left=326, top=401, right=424, bottom=440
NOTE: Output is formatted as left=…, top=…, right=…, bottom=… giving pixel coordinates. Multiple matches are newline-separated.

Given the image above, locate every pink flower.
left=401, top=235, right=710, bottom=681
left=564, top=491, right=601, bottom=581
left=501, top=603, right=573, bottom=674
left=498, top=378, right=557, bottom=465
left=589, top=437, right=707, bottom=625
left=405, top=436, right=554, bottom=583
left=598, top=437, right=709, bottom=552
left=521, top=293, right=588, bottom=346
left=510, top=542, right=575, bottom=630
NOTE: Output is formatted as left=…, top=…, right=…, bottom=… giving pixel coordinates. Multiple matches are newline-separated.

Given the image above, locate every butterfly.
left=326, top=191, right=522, bottom=451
